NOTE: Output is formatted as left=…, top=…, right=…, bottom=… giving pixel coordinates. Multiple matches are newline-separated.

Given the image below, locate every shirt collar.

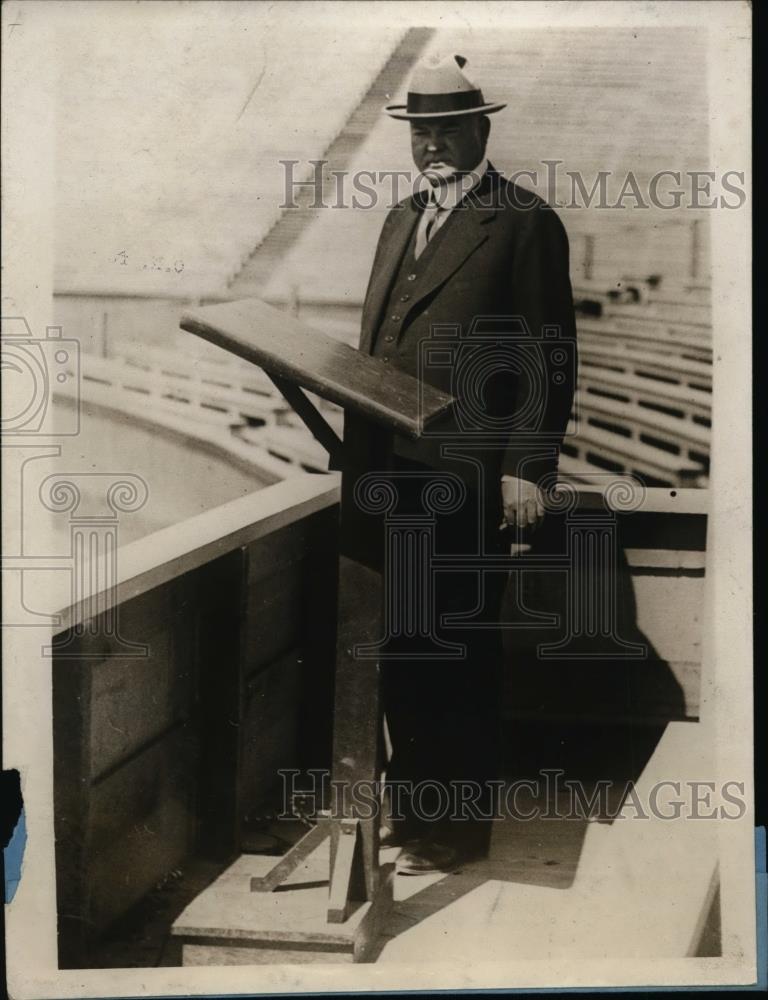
left=419, top=157, right=489, bottom=212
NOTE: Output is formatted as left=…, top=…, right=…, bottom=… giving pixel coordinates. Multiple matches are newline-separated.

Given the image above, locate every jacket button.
left=407, top=273, right=417, bottom=281
left=400, top=294, right=410, bottom=302
left=382, top=355, right=390, bottom=362
left=384, top=335, right=394, bottom=342
left=391, top=314, right=400, bottom=322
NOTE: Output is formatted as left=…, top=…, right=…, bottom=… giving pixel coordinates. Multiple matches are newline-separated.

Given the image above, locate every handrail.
left=48, top=475, right=707, bottom=634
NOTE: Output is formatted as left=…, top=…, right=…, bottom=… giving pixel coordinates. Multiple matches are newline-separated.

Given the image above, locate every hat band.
left=406, top=89, right=485, bottom=115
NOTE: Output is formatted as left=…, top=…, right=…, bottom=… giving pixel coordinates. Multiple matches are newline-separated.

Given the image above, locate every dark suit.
left=356, top=166, right=576, bottom=491
left=348, top=166, right=577, bottom=847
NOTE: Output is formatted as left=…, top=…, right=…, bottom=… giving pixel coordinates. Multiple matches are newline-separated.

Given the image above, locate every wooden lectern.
left=179, top=297, right=455, bottom=961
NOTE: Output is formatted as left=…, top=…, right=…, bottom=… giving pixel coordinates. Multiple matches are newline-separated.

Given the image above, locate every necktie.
left=415, top=201, right=442, bottom=259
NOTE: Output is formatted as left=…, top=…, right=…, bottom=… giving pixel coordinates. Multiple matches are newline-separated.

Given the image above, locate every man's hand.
left=501, top=475, right=545, bottom=530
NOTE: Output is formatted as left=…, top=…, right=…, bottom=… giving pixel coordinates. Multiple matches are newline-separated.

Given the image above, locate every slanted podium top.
left=180, top=298, right=454, bottom=440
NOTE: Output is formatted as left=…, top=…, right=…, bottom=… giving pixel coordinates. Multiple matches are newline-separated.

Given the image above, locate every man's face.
left=410, top=115, right=489, bottom=182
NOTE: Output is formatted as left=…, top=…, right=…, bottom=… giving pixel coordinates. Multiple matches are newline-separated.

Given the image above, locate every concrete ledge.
left=50, top=473, right=341, bottom=631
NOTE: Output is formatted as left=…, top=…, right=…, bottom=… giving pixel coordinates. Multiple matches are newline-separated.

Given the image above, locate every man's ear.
left=480, top=115, right=491, bottom=148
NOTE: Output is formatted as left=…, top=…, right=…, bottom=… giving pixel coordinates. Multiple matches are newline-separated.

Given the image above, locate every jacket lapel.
left=407, top=169, right=499, bottom=313
left=360, top=169, right=502, bottom=353
left=360, top=199, right=420, bottom=353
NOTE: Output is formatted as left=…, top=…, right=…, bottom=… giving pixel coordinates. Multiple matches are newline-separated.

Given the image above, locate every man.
left=352, top=54, right=576, bottom=874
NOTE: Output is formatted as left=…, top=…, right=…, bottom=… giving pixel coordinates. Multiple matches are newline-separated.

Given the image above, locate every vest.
left=370, top=205, right=456, bottom=376
left=368, top=207, right=485, bottom=477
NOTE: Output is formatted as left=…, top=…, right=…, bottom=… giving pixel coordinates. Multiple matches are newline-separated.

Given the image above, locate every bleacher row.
left=563, top=279, right=711, bottom=487
left=56, top=344, right=340, bottom=478
left=59, top=278, right=711, bottom=490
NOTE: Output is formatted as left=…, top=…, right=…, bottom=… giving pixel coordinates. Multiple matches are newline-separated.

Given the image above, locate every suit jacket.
left=346, top=165, right=577, bottom=505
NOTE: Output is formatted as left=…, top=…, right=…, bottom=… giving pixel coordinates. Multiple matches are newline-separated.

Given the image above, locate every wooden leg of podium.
left=246, top=542, right=383, bottom=931
left=246, top=550, right=384, bottom=937
left=327, top=818, right=362, bottom=923
left=201, top=457, right=391, bottom=959
left=250, top=820, right=329, bottom=892
left=329, top=553, right=383, bottom=912
left=176, top=545, right=391, bottom=965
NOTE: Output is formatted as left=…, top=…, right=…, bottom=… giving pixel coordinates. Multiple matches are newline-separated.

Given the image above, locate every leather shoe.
left=395, top=838, right=461, bottom=876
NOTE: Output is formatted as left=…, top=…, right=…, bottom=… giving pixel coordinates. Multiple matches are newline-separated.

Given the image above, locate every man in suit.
left=352, top=54, right=577, bottom=874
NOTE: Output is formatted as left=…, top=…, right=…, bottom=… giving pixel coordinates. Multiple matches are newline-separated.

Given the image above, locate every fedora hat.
left=385, top=53, right=506, bottom=120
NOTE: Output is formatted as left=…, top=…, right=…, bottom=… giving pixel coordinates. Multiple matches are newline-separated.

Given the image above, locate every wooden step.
left=171, top=847, right=394, bottom=965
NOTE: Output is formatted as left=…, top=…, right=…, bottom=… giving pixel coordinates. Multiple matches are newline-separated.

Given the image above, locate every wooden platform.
left=172, top=722, right=719, bottom=966
left=172, top=845, right=394, bottom=964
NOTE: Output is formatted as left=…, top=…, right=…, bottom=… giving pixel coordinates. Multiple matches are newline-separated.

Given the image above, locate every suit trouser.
left=378, top=457, right=508, bottom=849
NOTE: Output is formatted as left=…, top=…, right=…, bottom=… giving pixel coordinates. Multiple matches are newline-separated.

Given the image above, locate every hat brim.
left=384, top=101, right=507, bottom=121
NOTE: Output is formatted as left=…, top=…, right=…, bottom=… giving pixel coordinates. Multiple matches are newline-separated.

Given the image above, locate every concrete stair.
left=228, top=27, right=435, bottom=295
